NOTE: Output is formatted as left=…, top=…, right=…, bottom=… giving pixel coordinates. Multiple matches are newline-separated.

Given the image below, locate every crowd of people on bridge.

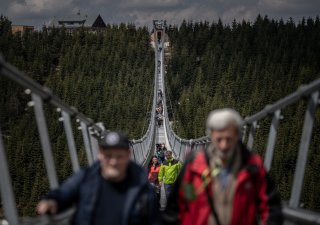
left=36, top=108, right=284, bottom=225
left=147, top=144, right=182, bottom=209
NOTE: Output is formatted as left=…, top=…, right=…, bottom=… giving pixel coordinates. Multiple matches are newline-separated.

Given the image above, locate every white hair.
left=206, top=108, right=243, bottom=136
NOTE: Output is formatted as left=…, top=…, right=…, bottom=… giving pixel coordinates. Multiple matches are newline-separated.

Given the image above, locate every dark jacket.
left=162, top=144, right=283, bottom=225
left=44, top=161, right=158, bottom=225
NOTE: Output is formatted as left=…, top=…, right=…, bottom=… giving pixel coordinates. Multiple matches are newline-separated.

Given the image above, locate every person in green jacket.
left=158, top=150, right=182, bottom=199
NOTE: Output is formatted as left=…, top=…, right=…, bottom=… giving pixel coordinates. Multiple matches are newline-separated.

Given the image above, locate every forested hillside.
left=165, top=16, right=320, bottom=211
left=0, top=16, right=153, bottom=215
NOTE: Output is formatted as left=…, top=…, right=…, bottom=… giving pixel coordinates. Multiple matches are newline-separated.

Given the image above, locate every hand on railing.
left=36, top=200, right=58, bottom=215
left=21, top=208, right=75, bottom=225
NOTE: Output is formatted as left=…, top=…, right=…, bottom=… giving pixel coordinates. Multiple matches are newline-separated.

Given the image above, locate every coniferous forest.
left=0, top=14, right=320, bottom=216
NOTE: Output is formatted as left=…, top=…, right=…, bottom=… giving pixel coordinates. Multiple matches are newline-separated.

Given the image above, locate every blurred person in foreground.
left=162, top=108, right=283, bottom=225
left=37, top=130, right=158, bottom=225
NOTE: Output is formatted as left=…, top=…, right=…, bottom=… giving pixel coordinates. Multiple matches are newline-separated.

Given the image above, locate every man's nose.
left=220, top=140, right=229, bottom=150
left=109, top=158, right=118, bottom=165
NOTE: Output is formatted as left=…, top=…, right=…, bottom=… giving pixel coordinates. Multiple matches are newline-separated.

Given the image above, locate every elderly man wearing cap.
left=162, top=108, right=283, bottom=225
left=37, top=131, right=158, bottom=225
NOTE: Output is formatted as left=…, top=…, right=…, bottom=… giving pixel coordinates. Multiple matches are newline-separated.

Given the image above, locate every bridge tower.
left=153, top=20, right=166, bottom=43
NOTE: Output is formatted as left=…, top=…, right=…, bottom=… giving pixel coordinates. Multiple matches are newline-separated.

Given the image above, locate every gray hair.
left=206, top=108, right=243, bottom=136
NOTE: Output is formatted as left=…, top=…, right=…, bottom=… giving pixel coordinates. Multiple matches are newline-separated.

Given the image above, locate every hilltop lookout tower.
left=153, top=20, right=166, bottom=42
left=150, top=20, right=170, bottom=52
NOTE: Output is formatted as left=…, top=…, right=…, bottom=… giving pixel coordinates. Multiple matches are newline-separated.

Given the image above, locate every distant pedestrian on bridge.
left=162, top=108, right=283, bottom=225
left=37, top=130, right=158, bottom=225
left=156, top=146, right=165, bottom=163
left=158, top=89, right=163, bottom=100
left=156, top=114, right=163, bottom=127
left=161, top=143, right=167, bottom=152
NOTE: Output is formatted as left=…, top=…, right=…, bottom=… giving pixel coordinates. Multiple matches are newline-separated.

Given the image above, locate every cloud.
left=6, top=0, right=77, bottom=20
left=9, top=0, right=72, bottom=13
left=221, top=5, right=255, bottom=22
left=124, top=0, right=183, bottom=9
left=124, top=3, right=220, bottom=26
left=258, top=0, right=320, bottom=14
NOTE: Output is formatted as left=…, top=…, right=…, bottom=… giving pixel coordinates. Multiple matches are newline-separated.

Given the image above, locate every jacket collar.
left=189, top=150, right=209, bottom=175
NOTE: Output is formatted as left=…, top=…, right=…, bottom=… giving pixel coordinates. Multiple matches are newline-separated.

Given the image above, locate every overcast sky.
left=1, top=0, right=319, bottom=29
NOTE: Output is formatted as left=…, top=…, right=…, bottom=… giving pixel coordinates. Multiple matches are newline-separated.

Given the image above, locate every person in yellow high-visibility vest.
left=158, top=150, right=182, bottom=199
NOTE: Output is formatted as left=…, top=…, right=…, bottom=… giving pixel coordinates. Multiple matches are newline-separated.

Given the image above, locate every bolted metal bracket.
left=27, top=101, right=35, bottom=107
left=24, top=89, right=31, bottom=95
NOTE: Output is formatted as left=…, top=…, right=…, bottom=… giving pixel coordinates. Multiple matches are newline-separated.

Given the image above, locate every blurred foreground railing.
left=0, top=53, right=154, bottom=224
left=0, top=54, right=106, bottom=225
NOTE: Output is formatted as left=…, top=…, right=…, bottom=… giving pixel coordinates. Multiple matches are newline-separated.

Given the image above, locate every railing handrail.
left=283, top=206, right=320, bottom=225
left=244, top=79, right=320, bottom=124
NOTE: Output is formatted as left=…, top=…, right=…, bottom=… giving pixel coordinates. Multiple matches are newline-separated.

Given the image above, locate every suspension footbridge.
left=0, top=20, right=320, bottom=225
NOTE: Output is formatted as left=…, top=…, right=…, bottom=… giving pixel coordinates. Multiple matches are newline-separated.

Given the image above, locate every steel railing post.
left=131, top=144, right=136, bottom=162
left=242, top=125, right=247, bottom=143
left=189, top=140, right=193, bottom=152
left=264, top=110, right=281, bottom=171
left=247, top=121, right=257, bottom=150
left=289, top=91, right=319, bottom=208
left=89, top=132, right=99, bottom=161
left=0, top=127, right=19, bottom=225
left=135, top=143, right=140, bottom=163
left=32, top=93, right=58, bottom=189
left=80, top=122, right=93, bottom=166
left=62, top=111, right=80, bottom=172
left=139, top=143, right=143, bottom=163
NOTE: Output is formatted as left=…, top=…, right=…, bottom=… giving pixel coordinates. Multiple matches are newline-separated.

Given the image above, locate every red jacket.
left=148, top=164, right=161, bottom=184
left=162, top=144, right=283, bottom=225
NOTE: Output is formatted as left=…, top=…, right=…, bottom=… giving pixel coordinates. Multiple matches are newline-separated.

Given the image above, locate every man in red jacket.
left=162, top=108, right=283, bottom=225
